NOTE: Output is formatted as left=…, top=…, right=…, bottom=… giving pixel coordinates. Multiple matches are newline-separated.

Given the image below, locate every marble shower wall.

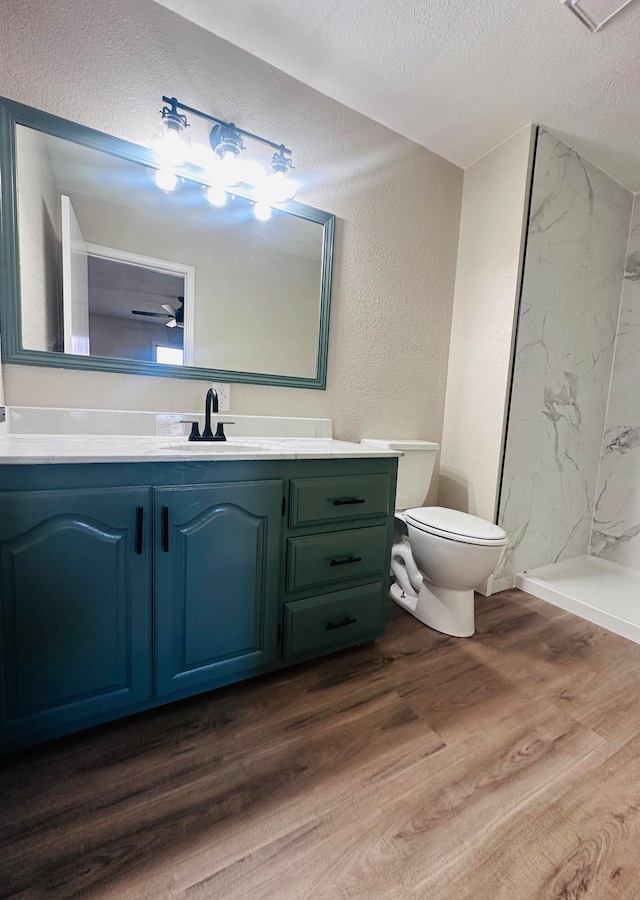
left=497, top=129, right=632, bottom=581
left=590, top=194, right=640, bottom=568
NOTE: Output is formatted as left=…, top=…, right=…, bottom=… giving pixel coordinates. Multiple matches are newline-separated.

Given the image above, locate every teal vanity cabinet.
left=0, top=487, right=152, bottom=750
left=0, top=456, right=397, bottom=752
left=153, top=480, right=282, bottom=698
left=283, top=473, right=393, bottom=661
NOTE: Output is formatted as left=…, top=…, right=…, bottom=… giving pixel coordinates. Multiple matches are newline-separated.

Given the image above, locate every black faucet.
left=202, top=388, right=218, bottom=439
left=182, top=388, right=234, bottom=442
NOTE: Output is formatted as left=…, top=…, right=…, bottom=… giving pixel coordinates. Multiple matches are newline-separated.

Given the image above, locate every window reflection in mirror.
left=155, top=344, right=184, bottom=366
left=15, top=123, right=328, bottom=381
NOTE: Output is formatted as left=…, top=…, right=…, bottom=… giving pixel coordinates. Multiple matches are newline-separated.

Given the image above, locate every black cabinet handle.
left=326, top=616, right=357, bottom=631
left=329, top=555, right=362, bottom=567
left=135, top=507, right=144, bottom=555
left=332, top=497, right=365, bottom=506
left=161, top=506, right=169, bottom=552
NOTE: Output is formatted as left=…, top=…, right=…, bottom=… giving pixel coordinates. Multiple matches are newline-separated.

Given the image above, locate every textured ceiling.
left=151, top=0, right=640, bottom=191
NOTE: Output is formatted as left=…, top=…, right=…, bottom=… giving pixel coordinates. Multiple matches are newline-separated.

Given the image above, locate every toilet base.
left=389, top=580, right=475, bottom=637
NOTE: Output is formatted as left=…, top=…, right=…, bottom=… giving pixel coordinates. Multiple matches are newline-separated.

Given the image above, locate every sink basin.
left=165, top=440, right=277, bottom=454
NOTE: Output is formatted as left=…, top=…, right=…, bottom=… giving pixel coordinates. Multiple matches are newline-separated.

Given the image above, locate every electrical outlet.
left=211, top=382, right=231, bottom=411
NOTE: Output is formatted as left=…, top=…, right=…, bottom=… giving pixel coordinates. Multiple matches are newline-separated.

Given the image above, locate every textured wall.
left=497, top=130, right=632, bottom=580
left=0, top=0, right=462, bottom=451
left=591, top=195, right=640, bottom=568
left=439, top=126, right=533, bottom=520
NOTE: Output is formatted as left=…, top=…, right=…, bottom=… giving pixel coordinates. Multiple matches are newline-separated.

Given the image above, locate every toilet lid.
left=405, top=506, right=507, bottom=546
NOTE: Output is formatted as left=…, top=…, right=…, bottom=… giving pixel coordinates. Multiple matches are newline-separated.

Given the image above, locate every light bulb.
left=154, top=167, right=178, bottom=192
left=150, top=119, right=191, bottom=167
left=254, top=201, right=272, bottom=221
left=266, top=170, right=297, bottom=202
left=265, top=149, right=296, bottom=202
left=218, top=150, right=245, bottom=187
left=206, top=185, right=227, bottom=207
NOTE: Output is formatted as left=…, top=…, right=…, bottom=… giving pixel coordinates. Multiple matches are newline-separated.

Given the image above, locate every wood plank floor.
left=2, top=588, right=640, bottom=899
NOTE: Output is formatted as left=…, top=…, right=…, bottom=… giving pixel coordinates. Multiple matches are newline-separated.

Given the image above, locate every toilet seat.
left=405, top=506, right=507, bottom=547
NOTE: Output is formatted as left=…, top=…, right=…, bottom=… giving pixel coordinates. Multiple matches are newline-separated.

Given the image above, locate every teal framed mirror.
left=0, top=97, right=334, bottom=388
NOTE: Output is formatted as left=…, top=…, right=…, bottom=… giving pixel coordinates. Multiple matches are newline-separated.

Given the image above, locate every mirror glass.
left=1, top=102, right=334, bottom=388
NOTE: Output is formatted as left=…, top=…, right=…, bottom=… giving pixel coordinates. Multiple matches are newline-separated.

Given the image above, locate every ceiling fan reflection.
left=131, top=298, right=184, bottom=328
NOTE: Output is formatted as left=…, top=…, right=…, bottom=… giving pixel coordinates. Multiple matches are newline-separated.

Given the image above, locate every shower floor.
left=516, top=555, right=640, bottom=645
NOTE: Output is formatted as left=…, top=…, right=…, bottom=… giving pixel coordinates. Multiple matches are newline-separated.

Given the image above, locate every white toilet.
left=360, top=440, right=507, bottom=637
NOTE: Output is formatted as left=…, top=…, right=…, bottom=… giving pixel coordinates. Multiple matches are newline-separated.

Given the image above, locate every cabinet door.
left=0, top=487, right=151, bottom=750
left=154, top=480, right=283, bottom=698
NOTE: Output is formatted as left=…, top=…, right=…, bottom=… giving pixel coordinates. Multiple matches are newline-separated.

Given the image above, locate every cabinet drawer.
left=286, top=526, right=387, bottom=592
left=289, top=474, right=391, bottom=528
left=283, top=583, right=384, bottom=659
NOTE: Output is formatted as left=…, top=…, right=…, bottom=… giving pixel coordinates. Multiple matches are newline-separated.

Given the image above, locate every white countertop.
left=0, top=434, right=401, bottom=465
left=0, top=407, right=401, bottom=464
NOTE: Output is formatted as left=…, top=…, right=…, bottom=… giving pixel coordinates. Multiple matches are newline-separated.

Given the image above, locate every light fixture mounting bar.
left=562, top=0, right=635, bottom=31
left=162, top=96, right=292, bottom=155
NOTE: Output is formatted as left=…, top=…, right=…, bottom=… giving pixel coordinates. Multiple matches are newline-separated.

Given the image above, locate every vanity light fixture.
left=151, top=95, right=297, bottom=218
left=208, top=122, right=245, bottom=187
left=150, top=97, right=191, bottom=167
left=261, top=148, right=296, bottom=204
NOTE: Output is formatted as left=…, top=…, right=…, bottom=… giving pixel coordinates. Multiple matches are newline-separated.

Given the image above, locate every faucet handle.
left=214, top=421, right=235, bottom=442
left=180, top=420, right=201, bottom=441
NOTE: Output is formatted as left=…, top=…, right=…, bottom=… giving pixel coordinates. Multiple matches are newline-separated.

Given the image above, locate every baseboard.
left=478, top=573, right=515, bottom=596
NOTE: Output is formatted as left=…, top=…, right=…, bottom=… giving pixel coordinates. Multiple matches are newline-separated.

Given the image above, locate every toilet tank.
left=360, top=439, right=439, bottom=510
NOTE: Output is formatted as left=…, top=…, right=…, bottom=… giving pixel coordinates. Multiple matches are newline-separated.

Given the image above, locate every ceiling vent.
left=563, top=0, right=635, bottom=30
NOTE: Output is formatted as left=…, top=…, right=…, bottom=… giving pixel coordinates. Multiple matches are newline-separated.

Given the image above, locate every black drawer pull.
left=326, top=616, right=358, bottom=631
left=332, top=497, right=365, bottom=506
left=161, top=506, right=170, bottom=553
left=135, top=507, right=144, bottom=555
left=329, top=555, right=362, bottom=567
